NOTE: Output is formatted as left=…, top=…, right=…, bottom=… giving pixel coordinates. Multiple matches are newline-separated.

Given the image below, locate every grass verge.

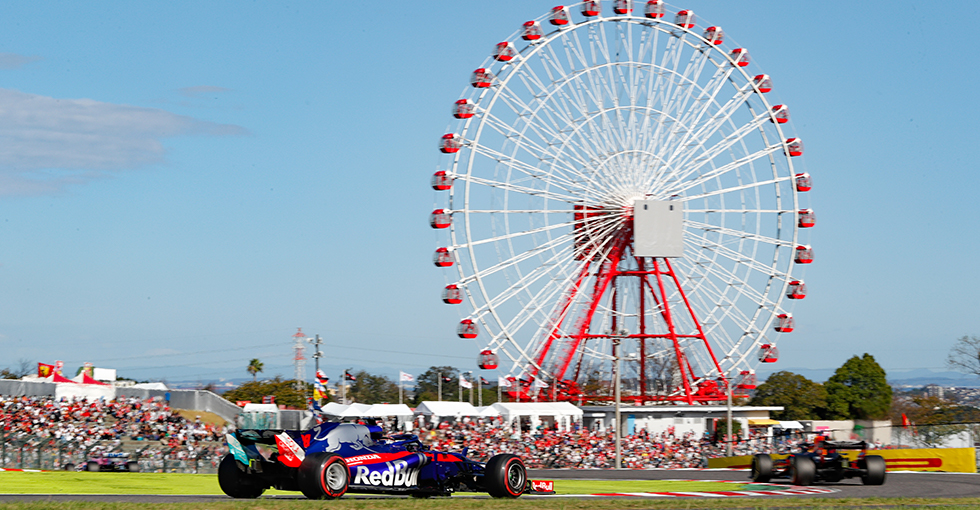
left=1, top=473, right=978, bottom=509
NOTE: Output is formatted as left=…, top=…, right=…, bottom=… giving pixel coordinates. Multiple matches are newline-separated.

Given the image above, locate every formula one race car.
left=219, top=422, right=531, bottom=499
left=750, top=439, right=886, bottom=486
left=65, top=452, right=139, bottom=472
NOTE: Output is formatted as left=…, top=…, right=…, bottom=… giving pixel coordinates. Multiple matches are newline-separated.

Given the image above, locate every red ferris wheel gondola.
left=442, top=284, right=463, bottom=304
left=478, top=349, right=499, bottom=369
left=759, top=344, right=779, bottom=363
left=550, top=6, right=570, bottom=26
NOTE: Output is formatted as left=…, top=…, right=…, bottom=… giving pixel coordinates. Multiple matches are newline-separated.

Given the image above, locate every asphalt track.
left=0, top=469, right=976, bottom=503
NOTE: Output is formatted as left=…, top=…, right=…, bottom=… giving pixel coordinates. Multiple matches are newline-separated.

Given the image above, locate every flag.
left=37, top=363, right=53, bottom=378
left=532, top=378, right=548, bottom=389
left=459, top=374, right=473, bottom=389
left=54, top=360, right=64, bottom=376
left=316, top=370, right=329, bottom=384
left=313, top=381, right=327, bottom=401
left=399, top=371, right=415, bottom=383
left=442, top=376, right=453, bottom=383
left=345, top=372, right=357, bottom=382
left=481, top=377, right=489, bottom=386
left=498, top=376, right=512, bottom=388
left=262, top=395, right=276, bottom=404
left=901, top=413, right=911, bottom=429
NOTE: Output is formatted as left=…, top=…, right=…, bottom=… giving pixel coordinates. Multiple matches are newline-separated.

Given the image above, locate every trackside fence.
left=0, top=433, right=226, bottom=473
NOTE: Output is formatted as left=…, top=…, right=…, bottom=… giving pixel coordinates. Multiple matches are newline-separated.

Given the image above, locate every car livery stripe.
left=344, top=452, right=418, bottom=467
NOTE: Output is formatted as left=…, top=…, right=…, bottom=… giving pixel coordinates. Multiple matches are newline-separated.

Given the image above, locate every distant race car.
left=65, top=452, right=139, bottom=473
left=219, top=422, right=536, bottom=499
left=750, top=439, right=886, bottom=486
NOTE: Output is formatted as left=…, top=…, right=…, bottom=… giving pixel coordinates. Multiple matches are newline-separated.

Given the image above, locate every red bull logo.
left=352, top=459, right=419, bottom=487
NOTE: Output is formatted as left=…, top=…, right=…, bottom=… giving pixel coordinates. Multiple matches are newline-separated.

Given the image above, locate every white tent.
left=414, top=401, right=480, bottom=417
left=319, top=402, right=350, bottom=417
left=362, top=404, right=413, bottom=418
left=53, top=382, right=115, bottom=401
left=490, top=402, right=583, bottom=432
left=475, top=406, right=500, bottom=417
left=339, top=403, right=373, bottom=417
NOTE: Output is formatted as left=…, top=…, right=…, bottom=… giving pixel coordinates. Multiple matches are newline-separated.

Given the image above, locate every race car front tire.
left=126, top=461, right=139, bottom=473
left=298, top=453, right=349, bottom=500
left=751, top=454, right=773, bottom=483
left=790, top=456, right=816, bottom=486
left=861, top=455, right=886, bottom=485
left=217, top=454, right=265, bottom=499
left=86, top=461, right=100, bottom=472
left=485, top=454, right=527, bottom=498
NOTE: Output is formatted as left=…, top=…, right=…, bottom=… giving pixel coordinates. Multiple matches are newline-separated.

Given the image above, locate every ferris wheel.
left=430, top=0, right=813, bottom=403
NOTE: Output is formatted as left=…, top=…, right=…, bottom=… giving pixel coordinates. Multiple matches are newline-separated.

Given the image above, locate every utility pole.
left=308, top=334, right=323, bottom=380
left=613, top=336, right=622, bottom=470
left=726, top=375, right=734, bottom=456
left=438, top=373, right=442, bottom=402
left=468, top=371, right=474, bottom=405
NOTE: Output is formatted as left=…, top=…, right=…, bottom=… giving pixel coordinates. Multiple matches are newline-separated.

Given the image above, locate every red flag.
left=901, top=413, right=911, bottom=429
left=37, top=363, right=53, bottom=378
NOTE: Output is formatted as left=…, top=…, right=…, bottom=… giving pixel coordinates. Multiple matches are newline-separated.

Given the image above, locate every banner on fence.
left=707, top=447, right=977, bottom=473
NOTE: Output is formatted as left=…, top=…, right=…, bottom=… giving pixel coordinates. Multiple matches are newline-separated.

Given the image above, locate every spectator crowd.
left=0, top=395, right=230, bottom=470
left=413, top=418, right=805, bottom=469
left=2, top=394, right=813, bottom=471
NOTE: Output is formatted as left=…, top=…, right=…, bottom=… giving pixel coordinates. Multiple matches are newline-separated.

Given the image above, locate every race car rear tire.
left=297, top=453, right=349, bottom=500
left=751, top=454, right=773, bottom=483
left=126, top=461, right=139, bottom=473
left=790, top=456, right=816, bottom=486
left=485, top=454, right=527, bottom=498
left=63, top=463, right=75, bottom=472
left=86, top=461, right=100, bottom=472
left=217, top=454, right=265, bottom=499
left=861, top=455, right=886, bottom=485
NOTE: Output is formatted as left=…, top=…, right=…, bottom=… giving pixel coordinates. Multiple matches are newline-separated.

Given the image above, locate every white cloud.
left=0, top=53, right=41, bottom=70
left=0, top=88, right=247, bottom=195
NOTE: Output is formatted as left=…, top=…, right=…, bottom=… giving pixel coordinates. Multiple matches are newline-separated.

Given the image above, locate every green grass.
left=1, top=472, right=979, bottom=509
left=0, top=472, right=755, bottom=496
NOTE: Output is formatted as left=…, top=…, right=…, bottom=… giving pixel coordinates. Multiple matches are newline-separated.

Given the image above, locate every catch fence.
left=0, top=433, right=226, bottom=473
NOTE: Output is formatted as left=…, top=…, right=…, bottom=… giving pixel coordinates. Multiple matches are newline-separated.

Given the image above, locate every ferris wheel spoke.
left=685, top=219, right=792, bottom=248
left=660, top=68, right=739, bottom=162
left=465, top=245, right=581, bottom=323
left=460, top=174, right=580, bottom=203
left=684, top=229, right=790, bottom=281
left=668, top=88, right=755, bottom=166
left=479, top=110, right=592, bottom=173
left=662, top=142, right=780, bottom=196
left=467, top=142, right=592, bottom=194
left=681, top=176, right=791, bottom=201
left=456, top=218, right=577, bottom=251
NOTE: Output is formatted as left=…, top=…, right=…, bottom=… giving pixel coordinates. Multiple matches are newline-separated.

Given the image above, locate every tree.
left=246, top=358, right=264, bottom=382
left=891, top=393, right=980, bottom=448
left=347, top=370, right=399, bottom=404
left=1, top=359, right=34, bottom=380
left=413, top=366, right=459, bottom=404
left=223, top=376, right=310, bottom=409
left=748, top=371, right=828, bottom=420
left=946, top=335, right=980, bottom=377
left=824, top=354, right=892, bottom=420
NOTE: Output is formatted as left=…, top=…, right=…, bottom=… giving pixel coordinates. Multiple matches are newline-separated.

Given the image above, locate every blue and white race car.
left=219, top=422, right=531, bottom=499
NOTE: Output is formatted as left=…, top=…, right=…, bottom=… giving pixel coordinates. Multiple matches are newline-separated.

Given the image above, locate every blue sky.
left=0, top=1, right=977, bottom=386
